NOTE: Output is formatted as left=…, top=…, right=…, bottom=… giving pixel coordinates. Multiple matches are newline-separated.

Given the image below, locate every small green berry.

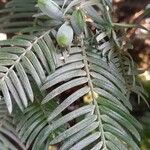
left=56, top=22, right=74, bottom=47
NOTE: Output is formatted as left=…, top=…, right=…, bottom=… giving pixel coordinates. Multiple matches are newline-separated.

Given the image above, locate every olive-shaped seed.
left=56, top=22, right=74, bottom=47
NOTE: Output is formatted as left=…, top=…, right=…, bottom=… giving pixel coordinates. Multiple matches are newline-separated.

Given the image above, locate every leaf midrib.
left=82, top=43, right=107, bottom=149
left=0, top=30, right=51, bottom=86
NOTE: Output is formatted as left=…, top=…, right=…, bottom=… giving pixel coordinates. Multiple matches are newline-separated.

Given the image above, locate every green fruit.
left=38, top=0, right=63, bottom=19
left=56, top=22, right=73, bottom=47
left=71, top=9, right=86, bottom=35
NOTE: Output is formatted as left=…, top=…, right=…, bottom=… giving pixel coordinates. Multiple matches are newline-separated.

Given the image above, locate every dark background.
left=113, top=1, right=150, bottom=149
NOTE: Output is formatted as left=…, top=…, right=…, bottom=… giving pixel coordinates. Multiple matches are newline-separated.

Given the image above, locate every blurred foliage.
left=140, top=80, right=150, bottom=150
left=113, top=0, right=150, bottom=149
left=140, top=3, right=150, bottom=150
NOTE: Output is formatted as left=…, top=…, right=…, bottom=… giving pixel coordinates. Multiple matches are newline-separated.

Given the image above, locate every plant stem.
left=81, top=37, right=107, bottom=149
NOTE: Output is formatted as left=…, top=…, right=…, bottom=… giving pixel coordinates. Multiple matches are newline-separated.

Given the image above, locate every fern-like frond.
left=35, top=44, right=142, bottom=149
left=0, top=100, right=26, bottom=150
left=0, top=0, right=145, bottom=149
left=110, top=49, right=149, bottom=105
left=0, top=0, right=37, bottom=33
left=14, top=94, right=71, bottom=150
left=0, top=31, right=56, bottom=113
